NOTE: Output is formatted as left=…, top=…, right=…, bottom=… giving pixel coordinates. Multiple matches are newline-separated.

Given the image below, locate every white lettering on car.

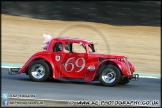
left=64, top=57, right=86, bottom=72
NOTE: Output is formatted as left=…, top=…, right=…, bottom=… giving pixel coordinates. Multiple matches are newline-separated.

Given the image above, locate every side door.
left=51, top=42, right=64, bottom=78
left=61, top=53, right=89, bottom=78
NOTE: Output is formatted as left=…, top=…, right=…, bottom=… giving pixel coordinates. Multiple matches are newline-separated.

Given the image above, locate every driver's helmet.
left=58, top=44, right=62, bottom=51
left=65, top=43, right=70, bottom=51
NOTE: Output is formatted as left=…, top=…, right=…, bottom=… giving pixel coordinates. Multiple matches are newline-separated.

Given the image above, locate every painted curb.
left=1, top=63, right=160, bottom=79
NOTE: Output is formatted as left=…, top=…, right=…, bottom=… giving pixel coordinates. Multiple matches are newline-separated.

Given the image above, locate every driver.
left=64, top=43, right=70, bottom=53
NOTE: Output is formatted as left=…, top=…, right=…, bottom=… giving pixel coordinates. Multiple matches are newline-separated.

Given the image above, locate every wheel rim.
left=31, top=64, right=45, bottom=79
left=101, top=68, right=116, bottom=83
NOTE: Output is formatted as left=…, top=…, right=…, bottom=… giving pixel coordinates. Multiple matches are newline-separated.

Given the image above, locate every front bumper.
left=131, top=74, right=139, bottom=80
left=8, top=68, right=21, bottom=75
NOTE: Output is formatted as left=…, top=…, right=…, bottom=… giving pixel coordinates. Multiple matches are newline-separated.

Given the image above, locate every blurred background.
left=2, top=1, right=161, bottom=74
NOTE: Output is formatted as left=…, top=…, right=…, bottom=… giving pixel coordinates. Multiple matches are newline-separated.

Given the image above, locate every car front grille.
left=125, top=57, right=131, bottom=75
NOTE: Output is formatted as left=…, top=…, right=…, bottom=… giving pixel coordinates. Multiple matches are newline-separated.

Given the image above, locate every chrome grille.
left=125, top=57, right=131, bottom=75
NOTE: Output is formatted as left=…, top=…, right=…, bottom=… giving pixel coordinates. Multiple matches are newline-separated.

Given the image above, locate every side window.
left=53, top=42, right=62, bottom=52
left=72, top=43, right=86, bottom=53
left=88, top=44, right=95, bottom=53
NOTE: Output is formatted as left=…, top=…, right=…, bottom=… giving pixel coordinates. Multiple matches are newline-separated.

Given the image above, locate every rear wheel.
left=28, top=60, right=51, bottom=82
left=98, top=65, right=121, bottom=87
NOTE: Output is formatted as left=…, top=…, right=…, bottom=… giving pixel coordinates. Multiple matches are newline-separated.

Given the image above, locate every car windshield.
left=88, top=44, right=95, bottom=53
left=79, top=42, right=95, bottom=53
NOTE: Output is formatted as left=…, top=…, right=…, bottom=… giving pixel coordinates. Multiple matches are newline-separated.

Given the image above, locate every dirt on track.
left=2, top=14, right=160, bottom=74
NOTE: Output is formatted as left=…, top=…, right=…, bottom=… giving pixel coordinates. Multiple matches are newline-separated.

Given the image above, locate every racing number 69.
left=64, top=57, right=86, bottom=72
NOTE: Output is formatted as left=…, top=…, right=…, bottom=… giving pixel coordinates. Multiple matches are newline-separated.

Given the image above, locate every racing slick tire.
left=119, top=77, right=130, bottom=85
left=98, top=64, right=121, bottom=87
left=28, top=60, right=51, bottom=82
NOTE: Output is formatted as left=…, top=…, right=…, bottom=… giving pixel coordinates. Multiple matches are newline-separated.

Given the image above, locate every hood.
left=90, top=53, right=126, bottom=59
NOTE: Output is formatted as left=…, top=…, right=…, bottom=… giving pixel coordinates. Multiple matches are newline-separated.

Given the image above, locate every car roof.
left=52, top=37, right=93, bottom=44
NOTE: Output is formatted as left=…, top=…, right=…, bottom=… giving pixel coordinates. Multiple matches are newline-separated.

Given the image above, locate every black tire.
left=28, top=60, right=51, bottom=82
left=98, top=65, right=121, bottom=87
left=119, top=77, right=130, bottom=85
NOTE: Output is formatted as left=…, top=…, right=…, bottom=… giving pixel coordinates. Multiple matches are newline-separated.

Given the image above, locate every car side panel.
left=61, top=53, right=89, bottom=78
left=84, top=56, right=98, bottom=82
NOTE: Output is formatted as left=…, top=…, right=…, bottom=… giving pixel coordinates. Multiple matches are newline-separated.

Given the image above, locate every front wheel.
left=28, top=60, right=51, bottom=82
left=98, top=65, right=121, bottom=87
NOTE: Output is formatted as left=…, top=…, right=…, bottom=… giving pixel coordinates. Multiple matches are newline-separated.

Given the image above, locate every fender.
left=97, top=59, right=126, bottom=73
left=89, top=59, right=130, bottom=82
left=19, top=52, right=59, bottom=79
left=128, top=60, right=135, bottom=73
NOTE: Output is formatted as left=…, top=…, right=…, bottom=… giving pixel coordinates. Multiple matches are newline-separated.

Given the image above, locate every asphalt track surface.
left=1, top=68, right=161, bottom=106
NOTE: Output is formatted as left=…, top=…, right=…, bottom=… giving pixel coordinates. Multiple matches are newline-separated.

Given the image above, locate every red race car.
left=8, top=36, right=139, bottom=87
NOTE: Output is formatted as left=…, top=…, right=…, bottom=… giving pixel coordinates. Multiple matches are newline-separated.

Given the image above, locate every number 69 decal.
left=64, top=57, right=86, bottom=72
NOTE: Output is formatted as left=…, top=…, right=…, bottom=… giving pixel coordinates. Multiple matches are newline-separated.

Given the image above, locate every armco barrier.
left=2, top=1, right=161, bottom=26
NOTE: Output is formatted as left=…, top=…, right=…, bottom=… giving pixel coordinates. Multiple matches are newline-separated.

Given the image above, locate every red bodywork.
left=19, top=37, right=135, bottom=82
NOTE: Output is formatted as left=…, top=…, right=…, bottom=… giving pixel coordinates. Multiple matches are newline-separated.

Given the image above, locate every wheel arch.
left=94, top=60, right=123, bottom=80
left=25, top=58, right=52, bottom=75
